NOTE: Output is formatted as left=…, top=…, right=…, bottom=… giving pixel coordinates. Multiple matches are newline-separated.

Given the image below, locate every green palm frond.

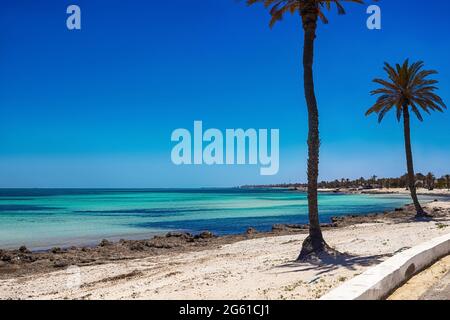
left=366, top=59, right=446, bottom=123
left=247, top=0, right=366, bottom=28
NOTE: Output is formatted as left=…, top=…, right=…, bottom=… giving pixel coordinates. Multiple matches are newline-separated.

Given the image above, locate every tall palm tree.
left=366, top=60, right=446, bottom=217
left=247, top=0, right=364, bottom=259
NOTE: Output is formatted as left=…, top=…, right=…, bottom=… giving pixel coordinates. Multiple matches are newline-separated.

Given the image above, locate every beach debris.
left=436, top=223, right=447, bottom=229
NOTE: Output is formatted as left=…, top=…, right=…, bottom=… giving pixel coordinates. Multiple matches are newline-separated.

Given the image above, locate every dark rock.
left=166, top=232, right=194, bottom=240
left=19, top=246, right=31, bottom=254
left=394, top=208, right=404, bottom=212
left=166, top=232, right=184, bottom=238
left=53, top=260, right=68, bottom=268
left=185, top=236, right=195, bottom=243
left=129, top=242, right=145, bottom=251
left=286, top=224, right=309, bottom=230
left=19, top=255, right=37, bottom=263
left=51, top=247, right=62, bottom=254
left=321, top=223, right=338, bottom=228
left=331, top=217, right=344, bottom=223
left=272, top=224, right=308, bottom=231
left=272, top=224, right=287, bottom=231
left=1, top=254, right=12, bottom=262
left=246, top=227, right=257, bottom=235
left=99, top=239, right=112, bottom=247
left=286, top=224, right=308, bottom=230
left=146, top=240, right=174, bottom=249
left=196, top=231, right=214, bottom=239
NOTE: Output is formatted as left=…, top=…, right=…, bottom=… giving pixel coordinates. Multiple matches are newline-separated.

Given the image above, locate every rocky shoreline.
left=1, top=202, right=448, bottom=280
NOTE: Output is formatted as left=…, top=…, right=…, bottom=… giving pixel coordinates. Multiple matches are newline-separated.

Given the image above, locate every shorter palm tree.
left=366, top=60, right=446, bottom=217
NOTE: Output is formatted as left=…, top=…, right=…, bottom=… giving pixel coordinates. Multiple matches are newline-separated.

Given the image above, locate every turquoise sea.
left=0, top=188, right=437, bottom=250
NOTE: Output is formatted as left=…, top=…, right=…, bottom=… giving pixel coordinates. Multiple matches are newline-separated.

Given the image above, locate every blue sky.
left=0, top=0, right=449, bottom=188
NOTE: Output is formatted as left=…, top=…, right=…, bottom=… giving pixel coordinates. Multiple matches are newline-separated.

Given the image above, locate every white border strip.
left=320, top=233, right=450, bottom=300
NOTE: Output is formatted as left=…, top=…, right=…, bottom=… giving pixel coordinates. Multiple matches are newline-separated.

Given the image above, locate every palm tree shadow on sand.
left=275, top=212, right=450, bottom=275
left=275, top=251, right=395, bottom=276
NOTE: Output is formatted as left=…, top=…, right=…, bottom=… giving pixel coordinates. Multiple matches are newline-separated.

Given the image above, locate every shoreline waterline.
left=0, top=188, right=448, bottom=250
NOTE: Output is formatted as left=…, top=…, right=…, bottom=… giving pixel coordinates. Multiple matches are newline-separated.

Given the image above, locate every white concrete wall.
left=320, top=233, right=450, bottom=300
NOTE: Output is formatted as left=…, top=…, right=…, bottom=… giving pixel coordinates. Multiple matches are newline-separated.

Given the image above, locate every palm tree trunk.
left=297, top=11, right=327, bottom=260
left=402, top=106, right=425, bottom=216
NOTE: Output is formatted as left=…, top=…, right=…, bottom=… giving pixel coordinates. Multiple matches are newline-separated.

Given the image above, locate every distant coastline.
left=241, top=172, right=450, bottom=199
left=240, top=186, right=450, bottom=198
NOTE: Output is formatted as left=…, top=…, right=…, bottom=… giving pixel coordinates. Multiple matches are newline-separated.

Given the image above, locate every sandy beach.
left=0, top=200, right=449, bottom=300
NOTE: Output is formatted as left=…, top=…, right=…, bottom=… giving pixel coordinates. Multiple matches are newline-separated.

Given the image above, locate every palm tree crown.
left=366, top=60, right=447, bottom=123
left=246, top=0, right=364, bottom=28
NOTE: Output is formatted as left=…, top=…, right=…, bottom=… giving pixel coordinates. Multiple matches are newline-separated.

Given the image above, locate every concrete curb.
left=320, top=232, right=450, bottom=300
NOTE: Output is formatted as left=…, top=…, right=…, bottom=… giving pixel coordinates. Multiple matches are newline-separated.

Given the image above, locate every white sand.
left=362, top=188, right=450, bottom=196
left=343, top=188, right=450, bottom=196
left=1, top=201, right=449, bottom=300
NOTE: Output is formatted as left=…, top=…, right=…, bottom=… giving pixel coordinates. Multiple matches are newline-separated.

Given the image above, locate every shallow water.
left=0, top=188, right=437, bottom=249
